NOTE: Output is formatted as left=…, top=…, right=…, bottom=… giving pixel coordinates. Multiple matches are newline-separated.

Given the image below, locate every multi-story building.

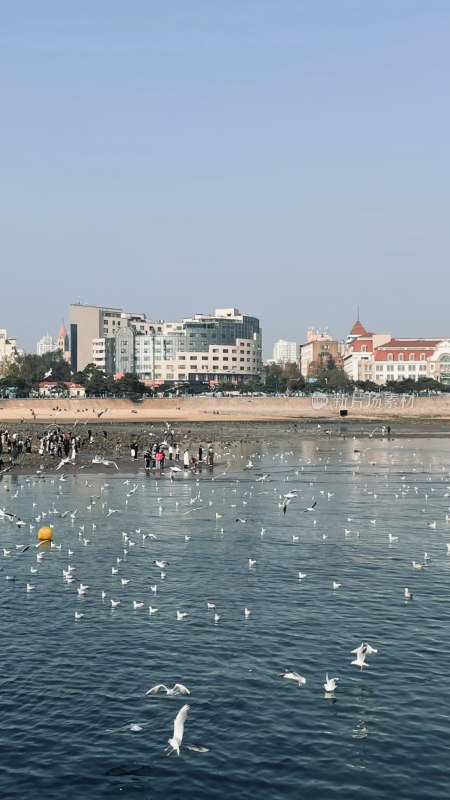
left=344, top=319, right=450, bottom=386
left=116, top=308, right=262, bottom=385
left=0, top=329, right=22, bottom=366
left=300, top=328, right=344, bottom=379
left=70, top=304, right=262, bottom=385
left=37, top=333, right=56, bottom=356
left=37, top=323, right=70, bottom=360
left=343, top=320, right=391, bottom=382
left=272, top=339, right=298, bottom=365
left=69, top=303, right=152, bottom=372
left=373, top=338, right=444, bottom=384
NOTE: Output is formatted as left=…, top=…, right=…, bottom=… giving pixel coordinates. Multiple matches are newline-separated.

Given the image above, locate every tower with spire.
left=55, top=322, right=70, bottom=362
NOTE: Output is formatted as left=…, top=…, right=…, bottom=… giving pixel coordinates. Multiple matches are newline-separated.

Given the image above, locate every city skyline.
left=6, top=302, right=450, bottom=361
left=2, top=2, right=450, bottom=354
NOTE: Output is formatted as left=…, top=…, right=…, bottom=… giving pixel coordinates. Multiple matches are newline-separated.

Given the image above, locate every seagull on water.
left=281, top=670, right=306, bottom=686
left=324, top=674, right=339, bottom=692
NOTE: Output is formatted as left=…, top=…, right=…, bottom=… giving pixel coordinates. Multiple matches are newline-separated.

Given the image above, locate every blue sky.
left=1, top=1, right=449, bottom=356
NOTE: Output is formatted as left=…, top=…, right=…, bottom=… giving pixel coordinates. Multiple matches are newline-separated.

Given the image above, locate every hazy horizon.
left=2, top=1, right=450, bottom=357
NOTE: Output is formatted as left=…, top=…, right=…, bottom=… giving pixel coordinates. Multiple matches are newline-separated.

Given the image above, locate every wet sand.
left=1, top=415, right=449, bottom=476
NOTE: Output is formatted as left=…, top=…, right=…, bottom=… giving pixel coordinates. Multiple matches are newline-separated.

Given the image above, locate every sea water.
left=1, top=434, right=450, bottom=799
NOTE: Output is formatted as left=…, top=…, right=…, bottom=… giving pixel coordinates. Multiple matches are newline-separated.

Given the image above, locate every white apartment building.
left=37, top=334, right=57, bottom=356
left=272, top=339, right=298, bottom=365
left=0, top=329, right=22, bottom=365
left=116, top=308, right=262, bottom=385
left=70, top=304, right=262, bottom=385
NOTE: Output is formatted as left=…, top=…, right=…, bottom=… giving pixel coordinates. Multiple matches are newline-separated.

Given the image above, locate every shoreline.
left=0, top=415, right=449, bottom=477
left=0, top=395, right=450, bottom=424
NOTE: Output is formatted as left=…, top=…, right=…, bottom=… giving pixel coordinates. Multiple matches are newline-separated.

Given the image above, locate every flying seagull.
left=146, top=683, right=190, bottom=697
left=165, top=704, right=190, bottom=756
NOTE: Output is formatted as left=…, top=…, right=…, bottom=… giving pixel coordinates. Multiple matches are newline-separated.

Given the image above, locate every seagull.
left=333, top=581, right=342, bottom=590
left=148, top=606, right=159, bottom=614
left=282, top=497, right=292, bottom=515
left=304, top=501, right=317, bottom=512
left=324, top=674, right=339, bottom=692
left=351, top=652, right=369, bottom=670
left=43, top=368, right=52, bottom=379
left=165, top=703, right=190, bottom=756
left=26, top=583, right=36, bottom=592
left=111, top=599, right=121, bottom=608
left=176, top=611, right=188, bottom=620
left=106, top=508, right=120, bottom=517
left=74, top=611, right=84, bottom=621
left=146, top=683, right=190, bottom=697
left=281, top=670, right=306, bottom=686
left=404, top=588, right=413, bottom=600
left=207, top=602, right=216, bottom=610
left=244, top=608, right=252, bottom=618
left=133, top=601, right=144, bottom=610
left=352, top=642, right=378, bottom=658
left=154, top=560, right=168, bottom=569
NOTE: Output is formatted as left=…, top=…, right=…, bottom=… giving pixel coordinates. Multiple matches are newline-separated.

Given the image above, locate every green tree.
left=76, top=363, right=115, bottom=396
left=115, top=373, right=147, bottom=397
left=264, top=364, right=287, bottom=393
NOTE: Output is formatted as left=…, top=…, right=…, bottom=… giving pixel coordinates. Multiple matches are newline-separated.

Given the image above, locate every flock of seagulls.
left=2, top=425, right=450, bottom=754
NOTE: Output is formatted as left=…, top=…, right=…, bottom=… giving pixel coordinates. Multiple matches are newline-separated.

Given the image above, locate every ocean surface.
left=1, top=433, right=450, bottom=799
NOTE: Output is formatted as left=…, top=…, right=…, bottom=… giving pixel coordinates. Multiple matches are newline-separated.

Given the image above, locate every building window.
left=232, top=357, right=237, bottom=362
left=361, top=345, right=367, bottom=353
left=202, top=356, right=208, bottom=361
left=419, top=364, right=426, bottom=371
left=409, top=353, right=415, bottom=361
left=420, top=353, right=426, bottom=361
left=387, top=354, right=393, bottom=361
left=397, top=365, right=405, bottom=372
left=398, top=353, right=404, bottom=361
left=213, top=357, right=219, bottom=361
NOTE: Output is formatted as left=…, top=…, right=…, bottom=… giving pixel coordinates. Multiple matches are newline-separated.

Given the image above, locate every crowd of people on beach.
left=0, top=430, right=33, bottom=470
left=0, top=422, right=214, bottom=479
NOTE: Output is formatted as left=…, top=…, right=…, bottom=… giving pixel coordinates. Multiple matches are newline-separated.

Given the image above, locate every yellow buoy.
left=38, top=526, right=53, bottom=541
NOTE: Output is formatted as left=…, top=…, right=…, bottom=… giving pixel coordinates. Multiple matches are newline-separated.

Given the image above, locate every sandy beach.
left=0, top=394, right=449, bottom=475
left=1, top=394, right=450, bottom=424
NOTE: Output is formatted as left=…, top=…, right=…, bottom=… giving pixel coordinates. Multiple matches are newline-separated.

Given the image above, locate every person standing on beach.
left=168, top=443, right=173, bottom=461
left=175, top=443, right=180, bottom=462
left=183, top=448, right=190, bottom=469
left=198, top=445, right=203, bottom=462
left=207, top=444, right=214, bottom=467
left=11, top=442, right=19, bottom=466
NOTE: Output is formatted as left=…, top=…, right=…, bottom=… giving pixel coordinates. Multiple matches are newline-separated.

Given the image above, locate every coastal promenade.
left=1, top=394, right=450, bottom=423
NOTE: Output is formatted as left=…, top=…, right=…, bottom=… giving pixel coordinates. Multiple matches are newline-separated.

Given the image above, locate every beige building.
left=69, top=304, right=152, bottom=372
left=300, top=328, right=344, bottom=378
left=70, top=304, right=262, bottom=385
left=0, top=329, right=22, bottom=374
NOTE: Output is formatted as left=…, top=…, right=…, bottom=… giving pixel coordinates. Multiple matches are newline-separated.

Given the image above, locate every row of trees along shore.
left=0, top=351, right=449, bottom=398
